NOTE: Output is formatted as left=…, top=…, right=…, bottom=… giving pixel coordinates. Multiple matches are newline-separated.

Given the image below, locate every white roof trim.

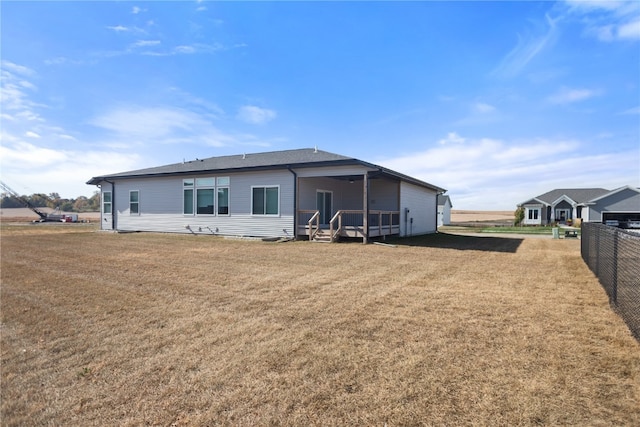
left=518, top=197, right=549, bottom=207
left=588, top=185, right=640, bottom=203
left=551, top=194, right=577, bottom=207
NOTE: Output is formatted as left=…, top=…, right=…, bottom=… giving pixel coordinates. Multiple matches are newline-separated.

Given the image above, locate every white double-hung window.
left=183, top=179, right=194, bottom=215
left=217, top=177, right=230, bottom=215
left=129, top=190, right=139, bottom=215
left=103, top=191, right=112, bottom=214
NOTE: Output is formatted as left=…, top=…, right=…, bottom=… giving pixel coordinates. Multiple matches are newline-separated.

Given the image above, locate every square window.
left=252, top=186, right=279, bottom=215
left=197, top=188, right=214, bottom=215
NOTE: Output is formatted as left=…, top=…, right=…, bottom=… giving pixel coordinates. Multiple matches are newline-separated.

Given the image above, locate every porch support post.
left=363, top=172, right=369, bottom=244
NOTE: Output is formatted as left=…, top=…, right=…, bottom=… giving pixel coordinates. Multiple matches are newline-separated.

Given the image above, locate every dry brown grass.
left=1, top=224, right=639, bottom=426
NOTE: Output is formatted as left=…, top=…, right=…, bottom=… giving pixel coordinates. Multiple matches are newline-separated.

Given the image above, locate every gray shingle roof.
left=91, top=148, right=352, bottom=181
left=437, top=194, right=451, bottom=207
left=535, top=188, right=610, bottom=204
left=87, top=148, right=445, bottom=192
left=520, top=188, right=610, bottom=206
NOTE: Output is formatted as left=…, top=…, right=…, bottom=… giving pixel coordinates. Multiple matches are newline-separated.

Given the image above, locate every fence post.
left=595, top=226, right=600, bottom=276
left=612, top=230, right=618, bottom=305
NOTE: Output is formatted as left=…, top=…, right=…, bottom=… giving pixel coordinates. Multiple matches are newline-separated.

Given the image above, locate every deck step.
left=312, top=230, right=333, bottom=242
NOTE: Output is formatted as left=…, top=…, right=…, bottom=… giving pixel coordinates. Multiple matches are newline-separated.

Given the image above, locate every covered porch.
left=294, top=172, right=402, bottom=243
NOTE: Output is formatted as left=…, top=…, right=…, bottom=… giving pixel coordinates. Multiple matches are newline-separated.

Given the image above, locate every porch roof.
left=87, top=148, right=446, bottom=193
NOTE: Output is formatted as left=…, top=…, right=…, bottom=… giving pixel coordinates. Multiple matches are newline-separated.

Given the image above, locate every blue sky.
left=1, top=1, right=639, bottom=210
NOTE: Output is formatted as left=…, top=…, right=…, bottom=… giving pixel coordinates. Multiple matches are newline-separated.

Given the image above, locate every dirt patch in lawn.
left=1, top=225, right=639, bottom=426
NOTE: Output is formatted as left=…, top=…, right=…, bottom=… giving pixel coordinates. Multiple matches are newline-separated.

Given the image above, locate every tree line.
left=0, top=192, right=101, bottom=212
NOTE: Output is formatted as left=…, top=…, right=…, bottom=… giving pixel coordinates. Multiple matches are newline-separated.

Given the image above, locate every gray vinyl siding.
left=296, top=165, right=371, bottom=212
left=400, top=181, right=437, bottom=236
left=108, top=170, right=295, bottom=237
left=298, top=177, right=363, bottom=211
left=370, top=179, right=399, bottom=211
left=298, top=176, right=399, bottom=212
left=587, top=188, right=640, bottom=222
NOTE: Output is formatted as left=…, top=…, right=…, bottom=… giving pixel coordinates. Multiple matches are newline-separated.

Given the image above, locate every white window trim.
left=183, top=179, right=195, bottom=216
left=251, top=185, right=280, bottom=216
left=196, top=186, right=215, bottom=216
left=183, top=177, right=231, bottom=216
left=556, top=208, right=571, bottom=220
left=217, top=186, right=230, bottom=216
left=129, top=190, right=140, bottom=215
left=103, top=191, right=112, bottom=215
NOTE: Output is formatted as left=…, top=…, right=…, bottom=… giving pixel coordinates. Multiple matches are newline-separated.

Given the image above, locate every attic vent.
left=314, top=145, right=318, bottom=153
left=242, top=153, right=246, bottom=159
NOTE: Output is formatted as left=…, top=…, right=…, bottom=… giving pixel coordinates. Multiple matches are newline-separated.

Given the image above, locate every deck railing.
left=369, top=210, right=400, bottom=238
left=298, top=209, right=400, bottom=242
left=329, top=210, right=364, bottom=242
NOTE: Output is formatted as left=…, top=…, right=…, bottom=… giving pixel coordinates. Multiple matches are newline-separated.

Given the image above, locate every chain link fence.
left=581, top=223, right=640, bottom=340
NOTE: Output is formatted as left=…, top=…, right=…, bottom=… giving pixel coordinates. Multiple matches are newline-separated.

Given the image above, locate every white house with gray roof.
left=87, top=148, right=446, bottom=243
left=437, top=194, right=452, bottom=226
left=518, top=186, right=640, bottom=226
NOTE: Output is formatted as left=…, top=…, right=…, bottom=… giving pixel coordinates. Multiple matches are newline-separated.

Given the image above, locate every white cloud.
left=24, top=131, right=40, bottom=138
left=0, top=140, right=142, bottom=197
left=106, top=25, right=130, bottom=32
left=236, top=105, right=277, bottom=125
left=174, top=45, right=196, bottom=54
left=89, top=105, right=276, bottom=148
left=376, top=132, right=637, bottom=210
left=1, top=63, right=43, bottom=122
left=547, top=87, right=601, bottom=104
left=563, top=0, right=640, bottom=41
left=90, top=106, right=216, bottom=140
left=1, top=60, right=35, bottom=77
left=492, top=14, right=559, bottom=78
left=620, top=106, right=640, bottom=115
left=618, top=18, right=640, bottom=39
left=131, top=40, right=161, bottom=48
left=438, top=132, right=465, bottom=145
left=474, top=102, right=496, bottom=114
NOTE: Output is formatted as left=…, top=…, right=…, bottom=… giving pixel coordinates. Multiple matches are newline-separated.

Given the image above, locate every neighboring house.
left=87, top=148, right=446, bottom=243
left=518, top=186, right=640, bottom=226
left=437, top=194, right=452, bottom=227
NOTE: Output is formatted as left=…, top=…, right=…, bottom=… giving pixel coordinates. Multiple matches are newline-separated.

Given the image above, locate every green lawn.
left=479, top=226, right=561, bottom=234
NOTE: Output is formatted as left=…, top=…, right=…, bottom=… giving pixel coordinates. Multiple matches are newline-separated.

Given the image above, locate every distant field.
left=0, top=208, right=100, bottom=222
left=2, top=209, right=516, bottom=224
left=451, top=210, right=514, bottom=224
left=1, top=224, right=639, bottom=426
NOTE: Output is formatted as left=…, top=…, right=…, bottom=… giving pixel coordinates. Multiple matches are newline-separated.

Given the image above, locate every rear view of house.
left=87, top=148, right=446, bottom=243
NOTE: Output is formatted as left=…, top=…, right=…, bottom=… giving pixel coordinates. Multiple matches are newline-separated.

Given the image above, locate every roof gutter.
left=287, top=166, right=297, bottom=239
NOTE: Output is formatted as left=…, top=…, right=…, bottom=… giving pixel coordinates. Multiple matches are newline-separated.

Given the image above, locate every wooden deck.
left=298, top=210, right=400, bottom=243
